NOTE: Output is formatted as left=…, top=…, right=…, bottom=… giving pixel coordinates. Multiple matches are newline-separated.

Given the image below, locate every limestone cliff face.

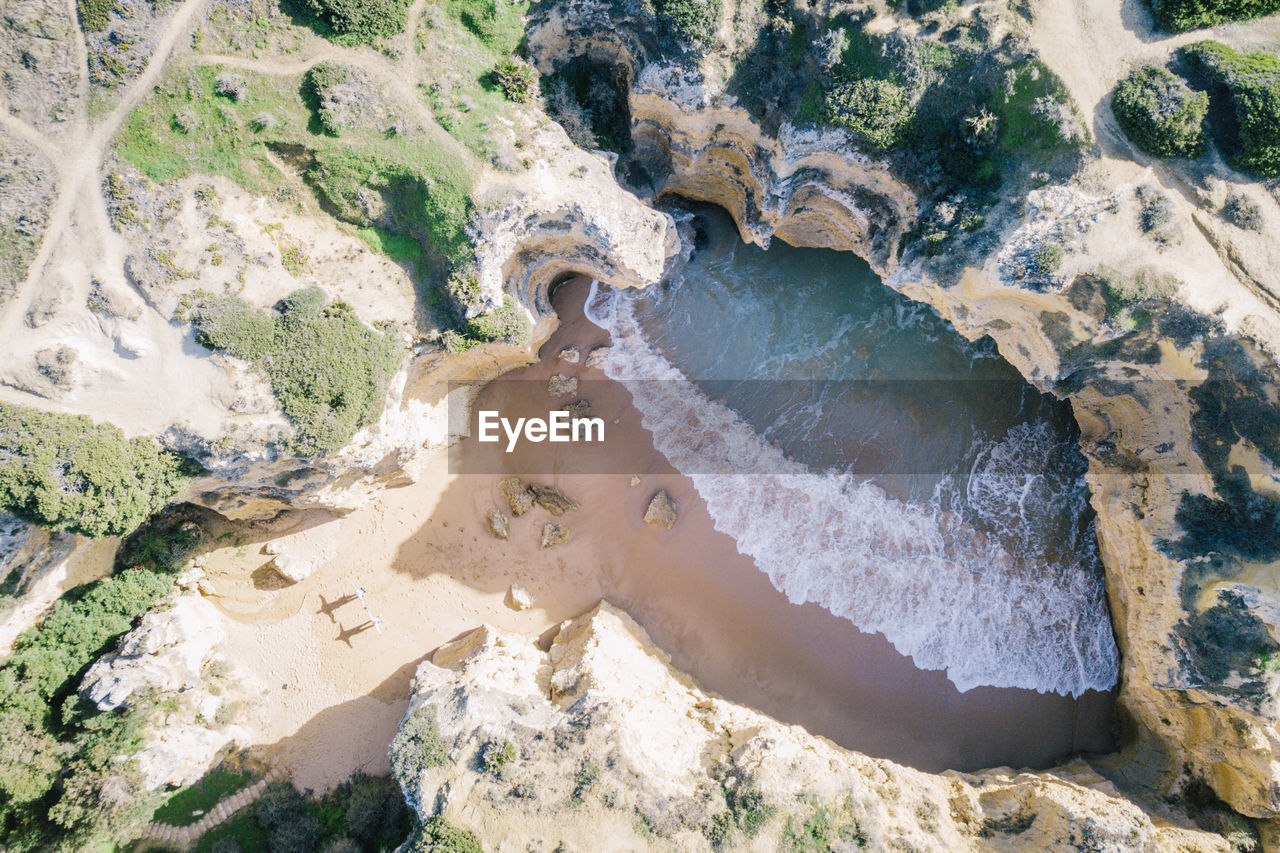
left=393, top=602, right=1230, bottom=853
left=525, top=0, right=1280, bottom=825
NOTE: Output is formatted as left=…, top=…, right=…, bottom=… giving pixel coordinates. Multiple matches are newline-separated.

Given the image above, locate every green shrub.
left=0, top=545, right=185, bottom=847
left=336, top=773, right=409, bottom=845
left=1033, top=244, right=1065, bottom=274
left=479, top=739, right=516, bottom=773
left=302, top=0, right=411, bottom=43
left=305, top=62, right=354, bottom=137
left=1181, top=41, right=1280, bottom=177
left=825, top=79, right=911, bottom=153
left=652, top=0, right=721, bottom=46
left=0, top=404, right=192, bottom=537
left=184, top=288, right=406, bottom=457
left=1222, top=190, right=1263, bottom=230
left=459, top=296, right=532, bottom=348
left=1148, top=0, right=1280, bottom=32
left=1111, top=66, right=1208, bottom=157
left=493, top=59, right=539, bottom=104
left=407, top=816, right=483, bottom=853
left=390, top=706, right=449, bottom=807
left=77, top=0, right=119, bottom=31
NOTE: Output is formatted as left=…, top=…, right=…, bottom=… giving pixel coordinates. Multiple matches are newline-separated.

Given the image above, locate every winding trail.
left=0, top=0, right=212, bottom=344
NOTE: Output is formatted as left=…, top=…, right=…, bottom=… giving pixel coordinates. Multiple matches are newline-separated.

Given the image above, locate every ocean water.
left=585, top=208, right=1119, bottom=696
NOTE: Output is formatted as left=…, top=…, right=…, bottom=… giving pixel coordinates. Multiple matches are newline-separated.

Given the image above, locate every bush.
left=336, top=773, right=408, bottom=845
left=825, top=79, right=911, bottom=153
left=77, top=0, right=118, bottom=31
left=652, top=0, right=721, bottom=46
left=1033, top=244, right=1065, bottom=274
left=390, top=706, right=449, bottom=805
left=1148, top=0, right=1280, bottom=32
left=1111, top=66, right=1208, bottom=157
left=1222, top=190, right=1263, bottom=230
left=0, top=553, right=182, bottom=846
left=445, top=296, right=532, bottom=350
left=185, top=288, right=406, bottom=456
left=302, top=0, right=411, bottom=43
left=493, top=59, right=538, bottom=104
left=1181, top=41, right=1280, bottom=177
left=407, top=816, right=483, bottom=853
left=479, top=739, right=516, bottom=773
left=0, top=404, right=193, bottom=537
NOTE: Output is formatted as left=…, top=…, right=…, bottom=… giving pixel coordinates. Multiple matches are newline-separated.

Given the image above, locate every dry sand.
left=212, top=278, right=1113, bottom=791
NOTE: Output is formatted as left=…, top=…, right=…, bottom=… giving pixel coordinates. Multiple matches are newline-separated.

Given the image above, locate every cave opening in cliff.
left=584, top=199, right=1120, bottom=725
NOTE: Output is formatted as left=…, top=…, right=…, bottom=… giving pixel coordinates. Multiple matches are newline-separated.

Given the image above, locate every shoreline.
left=213, top=276, right=1115, bottom=790
left=449, top=276, right=1116, bottom=773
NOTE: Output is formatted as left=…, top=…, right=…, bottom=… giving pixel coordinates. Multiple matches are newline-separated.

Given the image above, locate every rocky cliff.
left=523, top=0, right=1280, bottom=833
left=394, top=601, right=1234, bottom=852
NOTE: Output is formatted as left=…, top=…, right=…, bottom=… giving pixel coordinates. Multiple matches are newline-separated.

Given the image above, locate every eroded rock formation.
left=393, top=602, right=1231, bottom=852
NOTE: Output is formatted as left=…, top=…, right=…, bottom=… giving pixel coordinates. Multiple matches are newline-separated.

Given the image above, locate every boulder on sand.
left=644, top=490, right=678, bottom=529
left=499, top=477, right=535, bottom=517
left=486, top=508, right=510, bottom=540
left=530, top=484, right=581, bottom=516
left=548, top=374, right=578, bottom=397
left=541, top=523, right=570, bottom=549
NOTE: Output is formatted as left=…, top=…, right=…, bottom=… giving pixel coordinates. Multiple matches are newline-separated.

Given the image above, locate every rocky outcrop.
left=392, top=602, right=1230, bottom=852
left=79, top=594, right=251, bottom=789
left=523, top=3, right=1280, bottom=821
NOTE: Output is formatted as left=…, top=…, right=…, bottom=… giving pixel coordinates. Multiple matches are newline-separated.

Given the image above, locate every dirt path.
left=0, top=0, right=212, bottom=344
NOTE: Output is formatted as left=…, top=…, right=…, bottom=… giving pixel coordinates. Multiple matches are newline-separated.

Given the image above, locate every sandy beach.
left=208, top=277, right=1114, bottom=791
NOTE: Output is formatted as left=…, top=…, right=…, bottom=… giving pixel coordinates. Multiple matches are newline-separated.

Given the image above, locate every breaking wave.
left=586, top=281, right=1119, bottom=696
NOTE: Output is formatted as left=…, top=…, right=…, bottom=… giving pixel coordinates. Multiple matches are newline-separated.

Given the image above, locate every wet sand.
left=446, top=276, right=1116, bottom=773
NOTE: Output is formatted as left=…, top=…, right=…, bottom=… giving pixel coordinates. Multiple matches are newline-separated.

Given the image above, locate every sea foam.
left=586, top=281, right=1119, bottom=696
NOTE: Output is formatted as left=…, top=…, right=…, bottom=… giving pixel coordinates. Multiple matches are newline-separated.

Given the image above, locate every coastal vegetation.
left=180, top=287, right=407, bottom=457
left=0, top=513, right=199, bottom=850
left=0, top=404, right=192, bottom=537
left=190, top=773, right=413, bottom=852
left=1147, top=0, right=1280, bottom=32
left=650, top=0, right=722, bottom=47
left=1180, top=41, right=1280, bottom=177
left=298, top=0, right=412, bottom=44
left=1110, top=66, right=1208, bottom=158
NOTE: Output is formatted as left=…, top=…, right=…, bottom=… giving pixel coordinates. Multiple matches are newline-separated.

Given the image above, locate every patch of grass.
left=0, top=404, right=193, bottom=538
left=154, top=769, right=254, bottom=826
left=1181, top=41, right=1280, bottom=177
left=116, top=65, right=311, bottom=188
left=306, top=143, right=475, bottom=269
left=192, top=808, right=271, bottom=852
left=444, top=0, right=529, bottom=54
left=183, top=287, right=406, bottom=456
left=781, top=801, right=867, bottom=851
left=1097, top=264, right=1181, bottom=315
left=1111, top=65, right=1208, bottom=158
left=116, top=62, right=476, bottom=273
left=358, top=226, right=425, bottom=263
